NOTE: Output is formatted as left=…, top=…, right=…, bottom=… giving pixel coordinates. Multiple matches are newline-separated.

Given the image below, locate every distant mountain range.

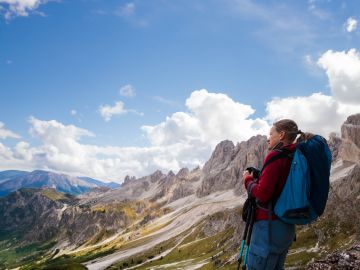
left=0, top=170, right=121, bottom=196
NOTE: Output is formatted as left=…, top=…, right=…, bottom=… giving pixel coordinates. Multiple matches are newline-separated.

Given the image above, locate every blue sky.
left=0, top=0, right=359, bottom=182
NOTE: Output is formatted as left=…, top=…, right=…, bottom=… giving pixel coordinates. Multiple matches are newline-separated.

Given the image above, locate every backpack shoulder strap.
left=260, top=149, right=293, bottom=174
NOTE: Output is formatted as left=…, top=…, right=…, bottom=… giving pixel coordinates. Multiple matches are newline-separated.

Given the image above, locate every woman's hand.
left=242, top=170, right=251, bottom=181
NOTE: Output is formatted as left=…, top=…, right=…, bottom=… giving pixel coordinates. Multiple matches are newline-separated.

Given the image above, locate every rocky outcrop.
left=342, top=113, right=360, bottom=148
left=307, top=243, right=360, bottom=269
left=59, top=202, right=145, bottom=245
left=0, top=188, right=77, bottom=243
left=328, top=132, right=342, bottom=162
left=339, top=114, right=360, bottom=164
left=197, top=135, right=268, bottom=197
left=202, top=140, right=236, bottom=175
left=0, top=188, right=150, bottom=246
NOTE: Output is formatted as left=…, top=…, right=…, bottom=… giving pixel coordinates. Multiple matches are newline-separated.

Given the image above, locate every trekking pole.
left=237, top=201, right=252, bottom=270
left=242, top=199, right=256, bottom=270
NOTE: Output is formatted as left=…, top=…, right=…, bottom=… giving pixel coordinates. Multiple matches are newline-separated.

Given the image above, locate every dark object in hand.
left=246, top=167, right=260, bottom=179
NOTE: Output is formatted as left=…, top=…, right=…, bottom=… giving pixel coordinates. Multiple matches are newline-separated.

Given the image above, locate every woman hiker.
left=242, top=119, right=303, bottom=270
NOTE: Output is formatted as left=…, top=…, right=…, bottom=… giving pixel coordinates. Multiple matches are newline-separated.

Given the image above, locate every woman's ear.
left=279, top=130, right=286, bottom=141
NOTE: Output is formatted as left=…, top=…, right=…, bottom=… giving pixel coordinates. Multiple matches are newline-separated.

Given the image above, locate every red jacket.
left=244, top=144, right=296, bottom=221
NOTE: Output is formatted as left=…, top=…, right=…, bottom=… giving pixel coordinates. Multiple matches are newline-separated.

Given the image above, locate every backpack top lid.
left=296, top=135, right=332, bottom=216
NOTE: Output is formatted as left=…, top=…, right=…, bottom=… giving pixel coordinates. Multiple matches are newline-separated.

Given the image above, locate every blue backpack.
left=273, top=135, right=332, bottom=225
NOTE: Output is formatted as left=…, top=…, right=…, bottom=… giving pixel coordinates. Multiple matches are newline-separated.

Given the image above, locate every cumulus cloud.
left=264, top=49, right=360, bottom=136
left=317, top=49, right=360, bottom=104
left=0, top=122, right=20, bottom=139
left=345, top=17, right=357, bottom=32
left=143, top=90, right=270, bottom=149
left=99, top=100, right=143, bottom=121
left=265, top=93, right=347, bottom=136
left=99, top=101, right=127, bottom=122
left=0, top=117, right=210, bottom=181
left=119, top=84, right=136, bottom=98
left=0, top=0, right=48, bottom=20
left=0, top=92, right=271, bottom=181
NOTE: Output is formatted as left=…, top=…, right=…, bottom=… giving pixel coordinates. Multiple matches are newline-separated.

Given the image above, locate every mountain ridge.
left=0, top=170, right=120, bottom=197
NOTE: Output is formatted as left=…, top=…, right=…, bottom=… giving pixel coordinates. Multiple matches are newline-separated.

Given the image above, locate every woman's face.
left=267, top=126, right=284, bottom=150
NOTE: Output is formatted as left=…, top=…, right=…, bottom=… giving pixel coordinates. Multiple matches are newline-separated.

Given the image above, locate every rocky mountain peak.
left=202, top=140, right=235, bottom=174
left=176, top=168, right=190, bottom=179
left=123, top=175, right=136, bottom=185
left=197, top=135, right=268, bottom=197
left=167, top=170, right=175, bottom=177
left=150, top=170, right=164, bottom=183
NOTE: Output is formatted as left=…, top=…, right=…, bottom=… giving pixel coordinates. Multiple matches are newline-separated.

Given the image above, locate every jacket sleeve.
left=244, top=152, right=281, bottom=203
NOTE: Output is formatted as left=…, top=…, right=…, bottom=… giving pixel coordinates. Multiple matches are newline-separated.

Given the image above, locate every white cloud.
left=0, top=117, right=210, bottom=181
left=264, top=49, right=360, bottom=136
left=317, top=49, right=360, bottom=104
left=70, top=109, right=77, bottom=116
left=142, top=89, right=270, bottom=149
left=119, top=84, right=136, bottom=98
left=99, top=101, right=127, bottom=122
left=345, top=17, right=357, bottom=32
left=265, top=93, right=347, bottom=136
left=0, top=92, right=271, bottom=182
left=0, top=122, right=20, bottom=139
left=0, top=0, right=48, bottom=20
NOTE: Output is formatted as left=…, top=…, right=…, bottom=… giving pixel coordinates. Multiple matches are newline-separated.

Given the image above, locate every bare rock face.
left=151, top=167, right=201, bottom=203
left=170, top=183, right=194, bottom=202
left=150, top=170, right=165, bottom=183
left=328, top=132, right=342, bottom=162
left=197, top=135, right=268, bottom=197
left=176, top=168, right=190, bottom=179
left=0, top=189, right=77, bottom=243
left=342, top=113, right=360, bottom=148
left=339, top=114, right=360, bottom=164
left=202, top=140, right=235, bottom=175
left=325, top=164, right=360, bottom=240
